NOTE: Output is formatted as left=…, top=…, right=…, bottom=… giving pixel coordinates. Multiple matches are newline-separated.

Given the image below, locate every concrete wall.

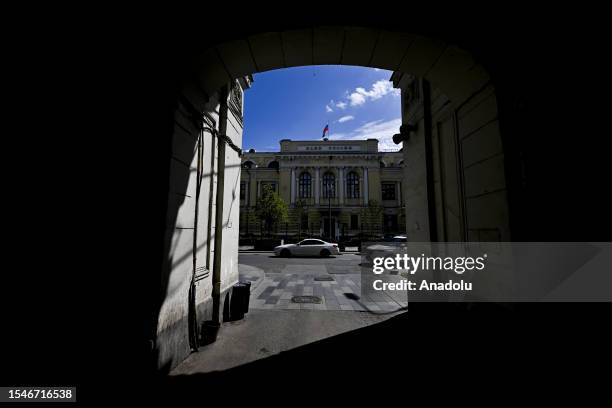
left=397, top=76, right=509, bottom=243
left=156, top=81, right=244, bottom=372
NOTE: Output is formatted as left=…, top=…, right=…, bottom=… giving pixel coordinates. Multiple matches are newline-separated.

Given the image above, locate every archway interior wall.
left=185, top=27, right=490, bottom=110
left=157, top=83, right=243, bottom=371
left=156, top=26, right=510, bottom=370
left=398, top=76, right=509, bottom=243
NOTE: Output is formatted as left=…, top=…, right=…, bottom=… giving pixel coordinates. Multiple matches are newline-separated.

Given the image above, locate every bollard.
left=240, top=280, right=251, bottom=314
left=229, top=283, right=247, bottom=321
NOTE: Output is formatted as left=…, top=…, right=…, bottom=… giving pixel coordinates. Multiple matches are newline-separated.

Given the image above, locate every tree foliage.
left=255, top=184, right=288, bottom=236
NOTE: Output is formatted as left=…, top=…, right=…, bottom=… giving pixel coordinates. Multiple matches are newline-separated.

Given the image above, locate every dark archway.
left=129, top=16, right=609, bottom=377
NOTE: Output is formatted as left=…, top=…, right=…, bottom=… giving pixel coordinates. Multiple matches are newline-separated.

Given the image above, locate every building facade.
left=240, top=138, right=405, bottom=241
left=157, top=76, right=252, bottom=372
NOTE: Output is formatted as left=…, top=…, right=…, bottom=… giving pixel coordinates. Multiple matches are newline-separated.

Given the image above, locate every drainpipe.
left=422, top=79, right=438, bottom=243
left=212, top=84, right=229, bottom=324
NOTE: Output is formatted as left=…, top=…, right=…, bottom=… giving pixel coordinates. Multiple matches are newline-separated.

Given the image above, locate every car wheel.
left=320, top=249, right=330, bottom=257
left=280, top=248, right=291, bottom=258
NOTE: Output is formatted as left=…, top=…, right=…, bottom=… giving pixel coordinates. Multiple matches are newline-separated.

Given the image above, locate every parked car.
left=362, top=236, right=408, bottom=264
left=274, top=239, right=340, bottom=257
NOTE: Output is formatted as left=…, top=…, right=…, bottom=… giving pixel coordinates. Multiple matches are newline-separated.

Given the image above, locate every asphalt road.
left=239, top=251, right=362, bottom=275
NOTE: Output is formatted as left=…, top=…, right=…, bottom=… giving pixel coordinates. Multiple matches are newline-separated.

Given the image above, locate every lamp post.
left=246, top=168, right=251, bottom=236
left=328, top=156, right=333, bottom=242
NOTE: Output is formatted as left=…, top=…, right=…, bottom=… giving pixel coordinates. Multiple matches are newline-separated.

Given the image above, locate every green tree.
left=360, top=199, right=383, bottom=237
left=255, top=184, right=289, bottom=237
left=294, top=199, right=307, bottom=239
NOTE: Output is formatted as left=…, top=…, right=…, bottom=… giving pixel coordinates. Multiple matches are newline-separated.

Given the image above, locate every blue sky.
left=242, top=66, right=401, bottom=152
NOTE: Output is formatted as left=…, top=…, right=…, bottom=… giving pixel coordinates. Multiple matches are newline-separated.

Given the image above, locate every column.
left=315, top=167, right=320, bottom=205
left=338, top=167, right=344, bottom=205
left=397, top=181, right=401, bottom=206
left=363, top=167, right=369, bottom=205
left=290, top=168, right=295, bottom=204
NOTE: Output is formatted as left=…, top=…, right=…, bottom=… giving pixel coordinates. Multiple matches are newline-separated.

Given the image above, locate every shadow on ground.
left=153, top=303, right=517, bottom=399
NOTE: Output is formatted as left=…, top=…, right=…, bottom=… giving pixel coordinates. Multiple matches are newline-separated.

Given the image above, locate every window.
left=346, top=171, right=360, bottom=198
left=298, top=172, right=312, bottom=198
left=381, top=183, right=396, bottom=200
left=242, top=160, right=255, bottom=169
left=268, top=160, right=279, bottom=169
left=240, top=182, right=246, bottom=200
left=300, top=214, right=308, bottom=230
left=322, top=172, right=335, bottom=198
left=300, top=239, right=322, bottom=246
left=350, top=214, right=359, bottom=230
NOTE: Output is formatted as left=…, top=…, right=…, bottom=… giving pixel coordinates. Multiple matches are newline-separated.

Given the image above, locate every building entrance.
left=322, top=217, right=337, bottom=242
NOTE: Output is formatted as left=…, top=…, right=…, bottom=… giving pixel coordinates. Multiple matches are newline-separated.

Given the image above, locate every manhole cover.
left=314, top=275, right=334, bottom=281
left=291, top=296, right=322, bottom=304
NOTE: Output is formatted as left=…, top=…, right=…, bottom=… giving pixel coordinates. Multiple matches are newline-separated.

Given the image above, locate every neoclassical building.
left=240, top=138, right=405, bottom=241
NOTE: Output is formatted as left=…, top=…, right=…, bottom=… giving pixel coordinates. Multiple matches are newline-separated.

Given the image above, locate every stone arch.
left=242, top=160, right=256, bottom=169
left=184, top=27, right=490, bottom=112
left=267, top=160, right=279, bottom=169
left=158, top=25, right=511, bottom=373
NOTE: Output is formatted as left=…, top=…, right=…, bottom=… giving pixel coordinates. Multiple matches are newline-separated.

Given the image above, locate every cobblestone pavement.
left=239, top=253, right=408, bottom=312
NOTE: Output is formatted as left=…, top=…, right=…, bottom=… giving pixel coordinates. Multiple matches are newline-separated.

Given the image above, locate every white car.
left=363, top=236, right=408, bottom=265
left=274, top=239, right=340, bottom=257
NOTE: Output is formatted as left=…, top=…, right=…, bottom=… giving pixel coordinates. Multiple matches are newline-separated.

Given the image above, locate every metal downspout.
left=212, top=85, right=229, bottom=324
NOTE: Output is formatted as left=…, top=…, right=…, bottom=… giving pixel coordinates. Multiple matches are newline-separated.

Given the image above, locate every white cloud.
left=348, top=80, right=399, bottom=106
left=349, top=92, right=366, bottom=106
left=337, top=115, right=354, bottom=123
left=325, top=105, right=333, bottom=113
left=329, top=117, right=402, bottom=151
left=335, top=101, right=347, bottom=109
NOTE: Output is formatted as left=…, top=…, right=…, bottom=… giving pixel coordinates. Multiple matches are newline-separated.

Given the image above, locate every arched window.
left=298, top=172, right=312, bottom=198
left=242, top=160, right=255, bottom=169
left=346, top=171, right=360, bottom=199
left=268, top=160, right=279, bottom=170
left=322, top=172, right=335, bottom=198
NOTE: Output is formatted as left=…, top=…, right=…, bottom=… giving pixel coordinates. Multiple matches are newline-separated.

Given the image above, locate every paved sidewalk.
left=249, top=272, right=408, bottom=312
left=238, top=263, right=265, bottom=291
left=170, top=308, right=404, bottom=375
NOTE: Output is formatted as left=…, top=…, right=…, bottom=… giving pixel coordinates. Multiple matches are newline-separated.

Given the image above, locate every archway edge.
left=187, top=26, right=490, bottom=109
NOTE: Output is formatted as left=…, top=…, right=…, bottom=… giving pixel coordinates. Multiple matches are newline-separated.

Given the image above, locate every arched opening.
left=155, top=25, right=513, bottom=375
left=267, top=160, right=279, bottom=170
left=298, top=171, right=312, bottom=198
left=242, top=160, right=256, bottom=169
left=321, top=172, right=335, bottom=198
left=346, top=171, right=360, bottom=199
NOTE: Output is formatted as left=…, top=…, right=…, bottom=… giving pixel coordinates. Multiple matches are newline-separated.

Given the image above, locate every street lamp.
left=245, top=168, right=251, bottom=236
left=327, top=155, right=333, bottom=242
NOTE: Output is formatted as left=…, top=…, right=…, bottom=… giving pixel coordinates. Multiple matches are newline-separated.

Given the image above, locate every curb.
left=238, top=264, right=265, bottom=292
